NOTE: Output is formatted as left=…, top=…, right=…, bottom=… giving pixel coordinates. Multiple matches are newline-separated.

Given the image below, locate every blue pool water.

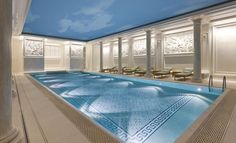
left=30, top=71, right=222, bottom=143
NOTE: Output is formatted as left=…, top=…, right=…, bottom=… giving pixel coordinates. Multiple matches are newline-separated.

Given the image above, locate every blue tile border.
left=65, top=95, right=193, bottom=143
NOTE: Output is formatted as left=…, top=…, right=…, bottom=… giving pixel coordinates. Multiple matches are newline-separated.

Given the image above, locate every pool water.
left=30, top=71, right=222, bottom=143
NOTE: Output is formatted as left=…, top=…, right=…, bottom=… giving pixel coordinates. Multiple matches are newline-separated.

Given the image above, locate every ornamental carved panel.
left=71, top=44, right=84, bottom=58
left=164, top=31, right=193, bottom=55
left=122, top=43, right=128, bottom=57
left=113, top=43, right=128, bottom=57
left=133, top=39, right=155, bottom=56
left=24, top=39, right=43, bottom=57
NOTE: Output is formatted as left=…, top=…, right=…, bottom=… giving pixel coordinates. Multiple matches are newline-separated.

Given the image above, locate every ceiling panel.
left=23, top=0, right=230, bottom=41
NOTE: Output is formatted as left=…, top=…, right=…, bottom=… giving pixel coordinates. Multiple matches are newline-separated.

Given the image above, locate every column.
left=153, top=35, right=158, bottom=70
left=118, top=37, right=122, bottom=74
left=155, top=33, right=163, bottom=70
left=145, top=30, right=152, bottom=77
left=109, top=41, right=114, bottom=67
left=0, top=0, right=19, bottom=142
left=83, top=46, right=86, bottom=70
left=99, top=42, right=103, bottom=72
left=209, top=24, right=214, bottom=76
left=192, top=18, right=202, bottom=82
left=201, top=23, right=210, bottom=76
left=127, top=38, right=134, bottom=67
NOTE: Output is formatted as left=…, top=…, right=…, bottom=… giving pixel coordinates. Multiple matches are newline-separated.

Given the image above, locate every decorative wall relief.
left=122, top=43, right=128, bottom=57
left=151, top=38, right=155, bottom=55
left=133, top=39, right=155, bottom=56
left=133, top=39, right=146, bottom=56
left=24, top=39, right=43, bottom=57
left=71, top=44, right=84, bottom=58
left=113, top=43, right=128, bottom=57
left=164, top=30, right=193, bottom=55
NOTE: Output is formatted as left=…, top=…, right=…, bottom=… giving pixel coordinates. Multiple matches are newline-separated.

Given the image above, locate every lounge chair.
left=152, top=69, right=160, bottom=74
left=123, top=66, right=141, bottom=75
left=174, top=68, right=193, bottom=81
left=101, top=66, right=116, bottom=73
left=110, top=67, right=118, bottom=73
left=106, top=66, right=117, bottom=73
left=121, top=66, right=128, bottom=73
left=153, top=67, right=172, bottom=78
left=110, top=66, right=127, bottom=74
left=134, top=67, right=146, bottom=76
left=134, top=67, right=155, bottom=76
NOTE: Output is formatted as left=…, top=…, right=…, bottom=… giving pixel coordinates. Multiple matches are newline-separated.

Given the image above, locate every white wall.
left=212, top=18, right=236, bottom=76
left=11, top=36, right=86, bottom=73
left=45, top=43, right=66, bottom=71
left=89, top=28, right=195, bottom=71
left=85, top=43, right=93, bottom=71
left=92, top=44, right=100, bottom=71
left=103, top=45, right=111, bottom=68
left=12, top=37, right=24, bottom=74
left=201, top=24, right=210, bottom=73
left=64, top=45, right=71, bottom=70
left=11, top=13, right=236, bottom=79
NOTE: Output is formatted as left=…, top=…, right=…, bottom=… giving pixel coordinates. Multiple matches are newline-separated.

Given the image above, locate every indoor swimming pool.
left=30, top=71, right=222, bottom=143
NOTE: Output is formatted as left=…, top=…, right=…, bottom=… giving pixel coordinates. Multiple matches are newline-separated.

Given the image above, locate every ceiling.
left=22, top=0, right=230, bottom=41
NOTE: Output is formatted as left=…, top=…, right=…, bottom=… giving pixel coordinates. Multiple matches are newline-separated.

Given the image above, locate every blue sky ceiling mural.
left=23, top=0, right=230, bottom=41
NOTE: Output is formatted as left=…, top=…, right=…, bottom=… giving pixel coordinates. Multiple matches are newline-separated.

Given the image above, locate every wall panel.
left=163, top=29, right=194, bottom=70
left=214, top=23, right=236, bottom=74
left=70, top=44, right=84, bottom=70
left=23, top=39, right=44, bottom=72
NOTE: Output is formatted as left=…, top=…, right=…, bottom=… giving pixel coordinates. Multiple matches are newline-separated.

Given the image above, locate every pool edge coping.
left=175, top=88, right=231, bottom=143
left=25, top=73, right=124, bottom=143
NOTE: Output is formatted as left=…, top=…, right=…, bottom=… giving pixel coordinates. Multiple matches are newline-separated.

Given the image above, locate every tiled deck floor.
left=13, top=76, right=91, bottom=143
left=12, top=74, right=236, bottom=143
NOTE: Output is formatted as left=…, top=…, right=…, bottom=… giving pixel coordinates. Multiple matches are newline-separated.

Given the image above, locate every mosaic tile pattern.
left=65, top=95, right=192, bottom=143
left=31, top=72, right=207, bottom=143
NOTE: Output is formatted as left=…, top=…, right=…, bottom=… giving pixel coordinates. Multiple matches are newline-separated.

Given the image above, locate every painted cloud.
left=59, top=0, right=113, bottom=33
left=25, top=12, right=40, bottom=23
left=23, top=0, right=228, bottom=40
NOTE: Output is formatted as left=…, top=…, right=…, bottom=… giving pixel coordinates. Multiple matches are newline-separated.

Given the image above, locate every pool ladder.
left=208, top=75, right=227, bottom=92
left=208, top=75, right=213, bottom=92
left=222, top=76, right=227, bottom=92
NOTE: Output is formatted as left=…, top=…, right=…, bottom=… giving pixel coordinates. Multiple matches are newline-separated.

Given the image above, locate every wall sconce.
left=202, top=33, right=208, bottom=39
left=19, top=35, right=24, bottom=40
left=157, top=40, right=161, bottom=43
